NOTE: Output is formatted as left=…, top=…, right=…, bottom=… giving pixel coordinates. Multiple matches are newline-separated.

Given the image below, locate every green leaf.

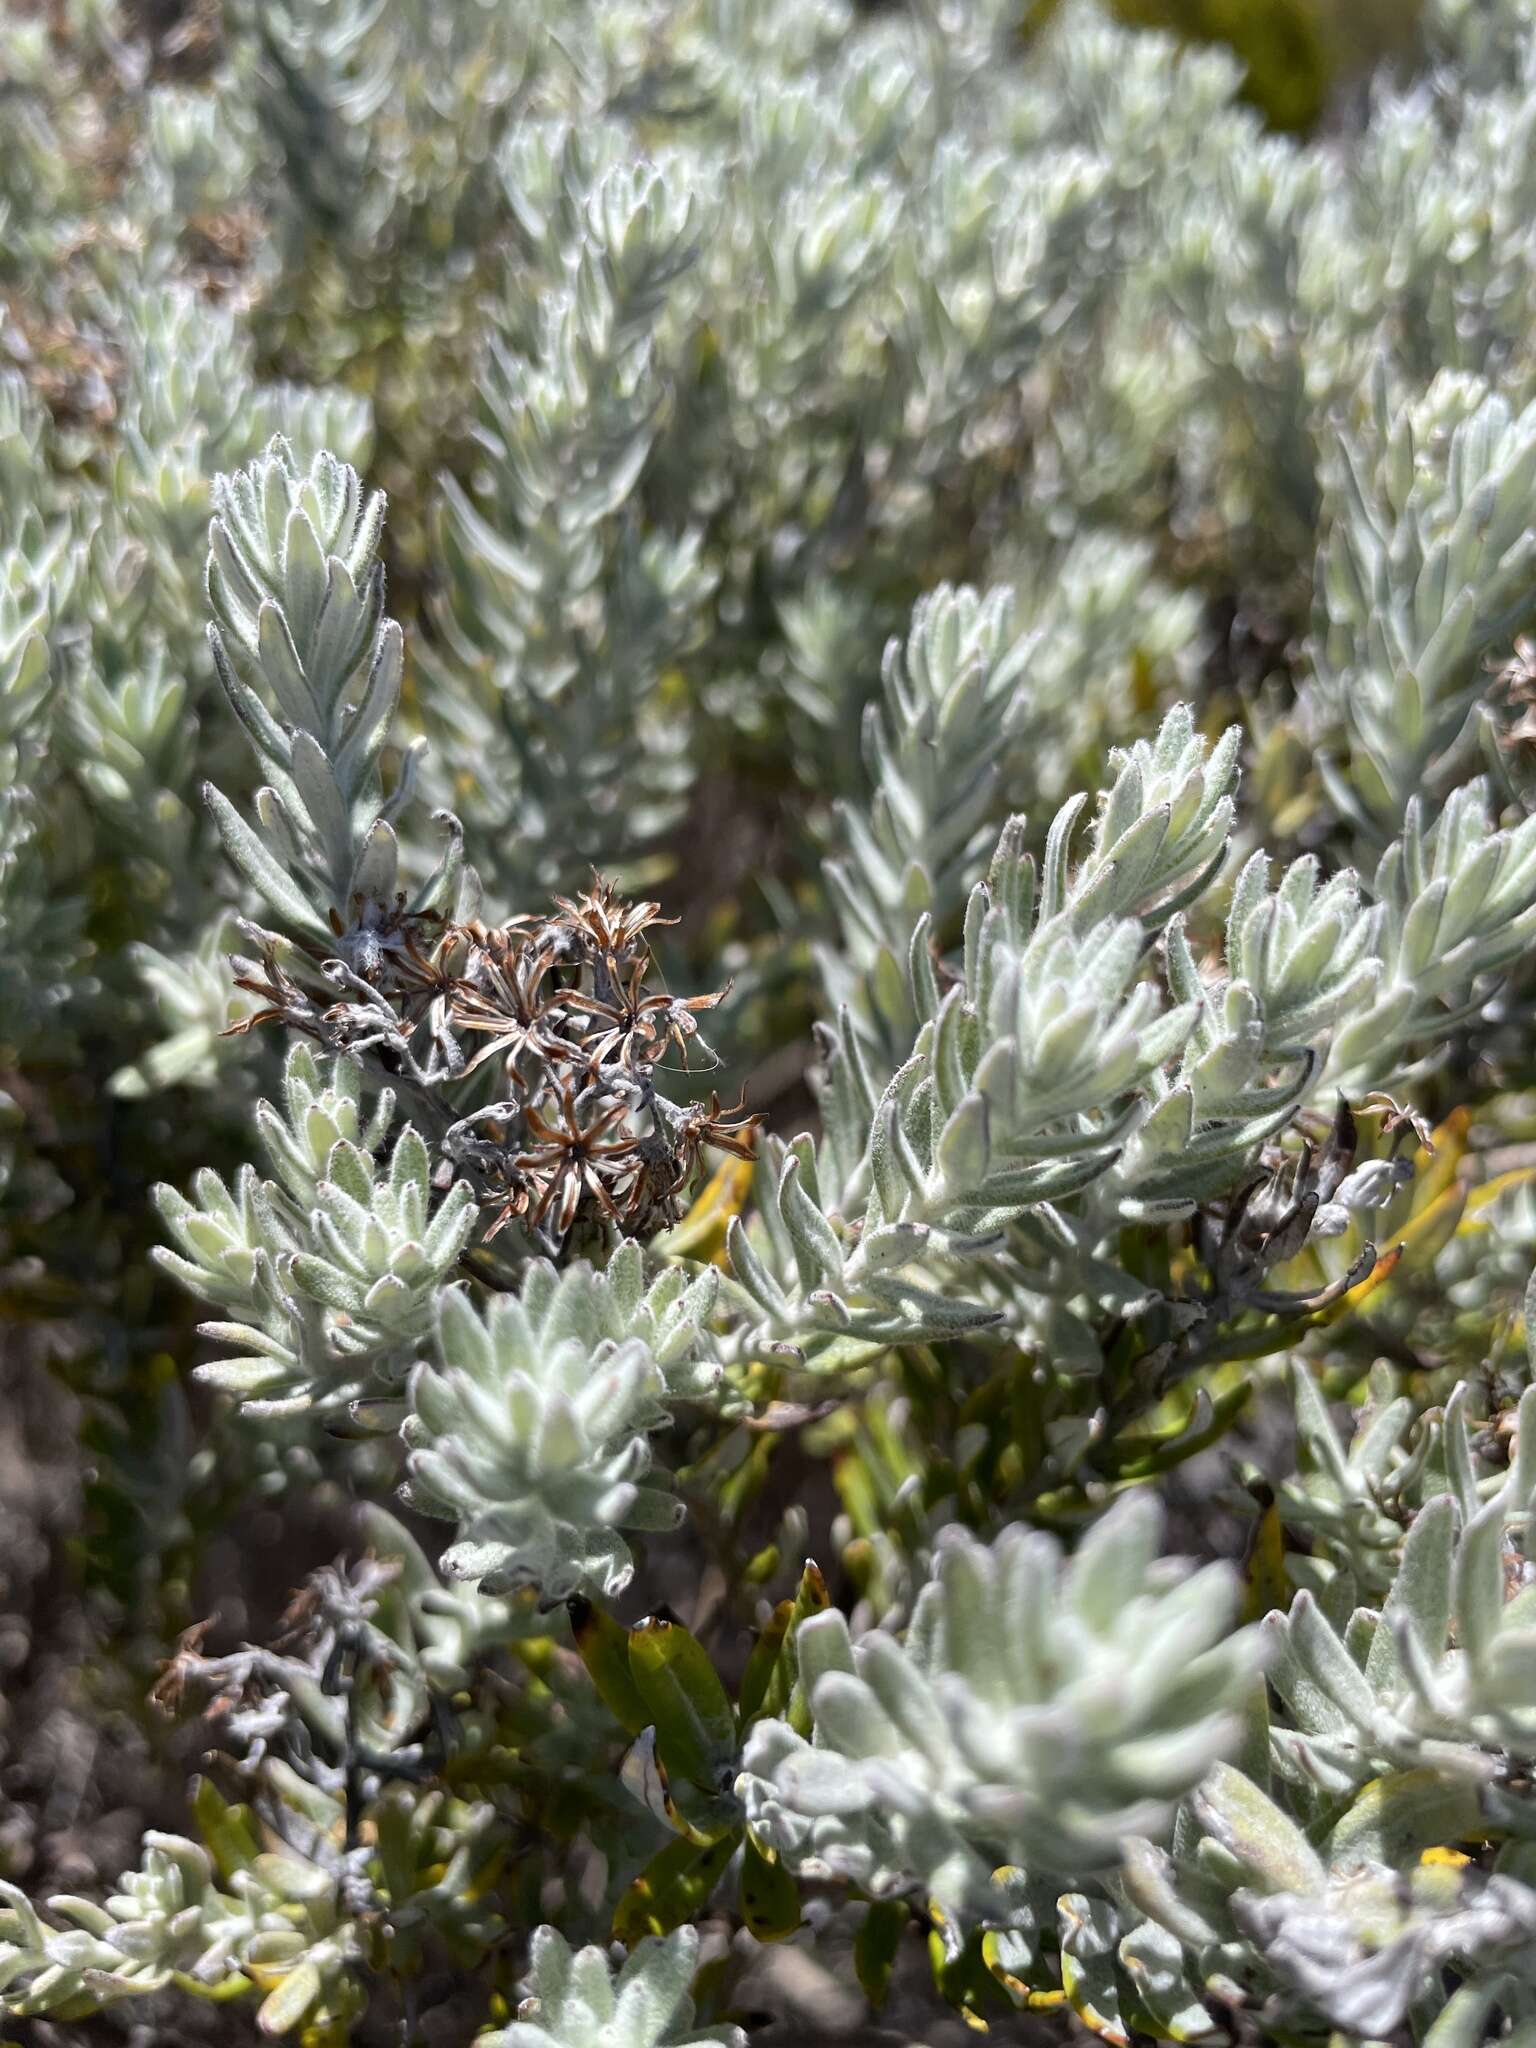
left=288, top=1254, right=365, bottom=1314
left=256, top=596, right=325, bottom=734
left=568, top=1596, right=650, bottom=1736
left=778, top=1151, right=845, bottom=1291
left=1058, top=1894, right=1129, bottom=2046
left=1455, top=1490, right=1507, bottom=1668
left=1103, top=1381, right=1252, bottom=1481
left=1368, top=1492, right=1454, bottom=1690
left=347, top=816, right=398, bottom=907
left=204, top=784, right=330, bottom=940
left=1424, top=1980, right=1510, bottom=2048
left=928, top=1924, right=1010, bottom=2028
left=1327, top=1769, right=1483, bottom=1872
left=1116, top=1920, right=1220, bottom=2041
left=981, top=1925, right=1046, bottom=2008
left=191, top=1777, right=262, bottom=1884
left=737, top=1600, right=792, bottom=1726
left=938, top=1090, right=991, bottom=1196
left=1240, top=1493, right=1290, bottom=1624
left=740, top=1829, right=802, bottom=1942
left=1193, top=1761, right=1326, bottom=1896
left=628, top=1615, right=737, bottom=1790
left=756, top=1559, right=831, bottom=1734
left=287, top=727, right=352, bottom=885
left=856, top=1899, right=907, bottom=2009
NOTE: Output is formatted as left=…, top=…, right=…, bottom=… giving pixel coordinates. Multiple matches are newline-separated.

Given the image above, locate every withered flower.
left=512, top=1076, right=644, bottom=1236
left=437, top=878, right=758, bottom=1248
left=222, top=863, right=756, bottom=1252
left=447, top=920, right=562, bottom=1079
left=550, top=877, right=675, bottom=966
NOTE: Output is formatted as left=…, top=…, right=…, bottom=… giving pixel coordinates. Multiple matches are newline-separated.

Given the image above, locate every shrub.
left=9, top=0, right=1536, bottom=2042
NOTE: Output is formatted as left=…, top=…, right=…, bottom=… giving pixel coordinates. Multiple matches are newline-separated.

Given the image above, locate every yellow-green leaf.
left=1328, top=1770, right=1484, bottom=1872
left=752, top=1559, right=830, bottom=1735
left=257, top=1961, right=322, bottom=2037
left=613, top=1830, right=739, bottom=1946
left=737, top=1600, right=792, bottom=1726
left=192, top=1776, right=262, bottom=1885
left=1241, top=1493, right=1290, bottom=1624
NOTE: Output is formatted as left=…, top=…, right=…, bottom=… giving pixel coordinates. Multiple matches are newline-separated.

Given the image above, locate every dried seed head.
left=219, top=866, right=756, bottom=1251
left=437, top=876, right=756, bottom=1250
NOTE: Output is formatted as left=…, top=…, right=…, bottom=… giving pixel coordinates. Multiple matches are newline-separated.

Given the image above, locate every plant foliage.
left=11, top=1, right=1536, bottom=2043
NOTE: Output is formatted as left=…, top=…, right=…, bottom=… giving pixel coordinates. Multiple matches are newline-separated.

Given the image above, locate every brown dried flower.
left=221, top=867, right=758, bottom=1251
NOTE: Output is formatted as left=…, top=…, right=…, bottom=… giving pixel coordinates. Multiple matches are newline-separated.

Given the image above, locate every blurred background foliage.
left=1038, top=0, right=1424, bottom=131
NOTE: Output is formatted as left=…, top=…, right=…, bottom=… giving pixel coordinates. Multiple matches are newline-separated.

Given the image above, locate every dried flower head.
left=220, top=863, right=757, bottom=1252
left=437, top=878, right=757, bottom=1251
